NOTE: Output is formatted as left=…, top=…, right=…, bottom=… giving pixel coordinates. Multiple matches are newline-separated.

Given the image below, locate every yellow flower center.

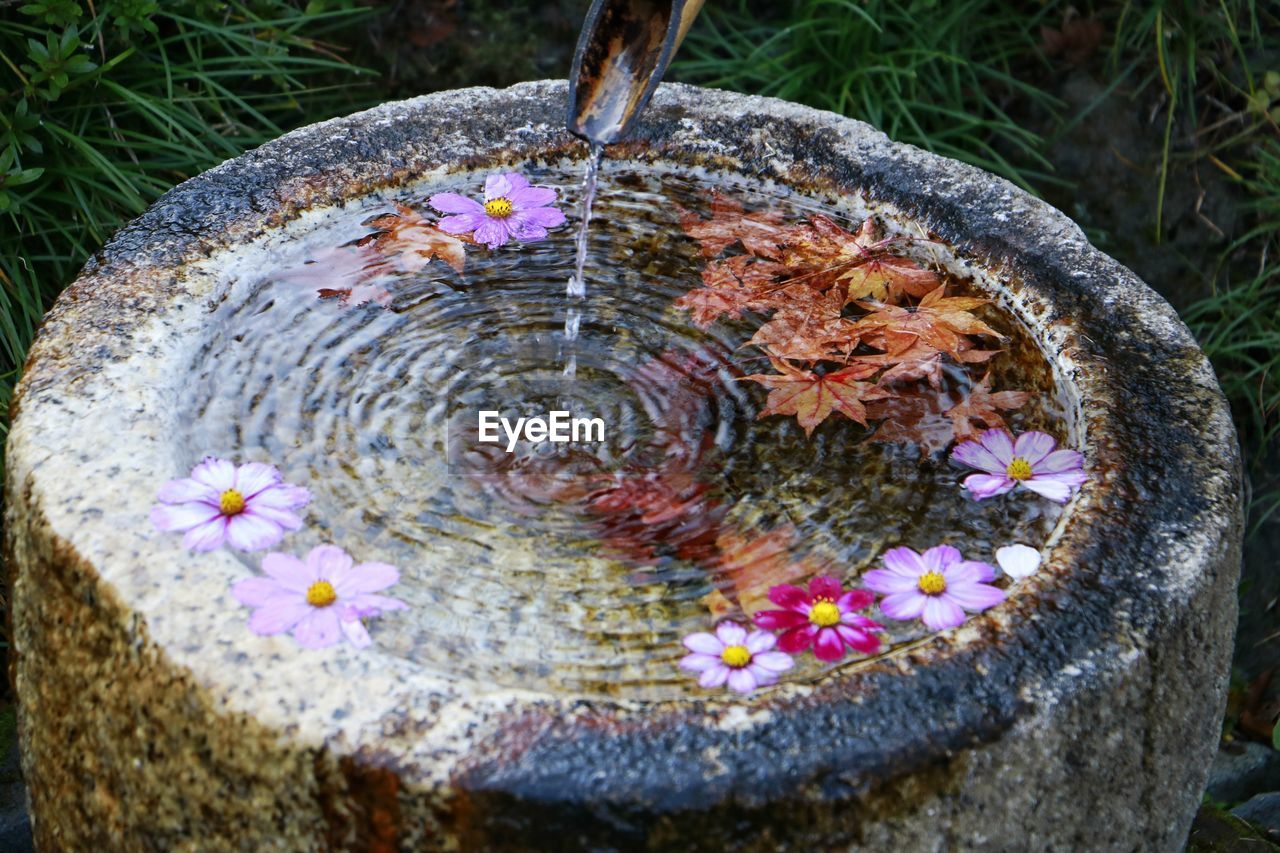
left=809, top=600, right=841, bottom=627
left=306, top=580, right=337, bottom=608
left=720, top=645, right=751, bottom=668
left=484, top=197, right=514, bottom=218
left=1006, top=457, right=1033, bottom=480
left=918, top=571, right=947, bottom=595
left=219, top=489, right=246, bottom=516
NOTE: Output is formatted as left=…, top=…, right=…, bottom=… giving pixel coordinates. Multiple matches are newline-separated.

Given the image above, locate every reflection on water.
left=181, top=163, right=1069, bottom=699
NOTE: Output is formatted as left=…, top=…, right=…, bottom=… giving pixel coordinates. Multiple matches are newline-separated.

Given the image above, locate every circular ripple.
left=179, top=165, right=1069, bottom=699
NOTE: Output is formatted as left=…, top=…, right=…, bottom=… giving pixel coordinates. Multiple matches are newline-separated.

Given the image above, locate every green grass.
left=0, top=0, right=377, bottom=446
left=673, top=0, right=1064, bottom=192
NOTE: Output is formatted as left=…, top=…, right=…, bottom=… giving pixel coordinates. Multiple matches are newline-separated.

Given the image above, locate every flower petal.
left=979, top=429, right=1015, bottom=465
left=484, top=173, right=514, bottom=200
left=753, top=609, right=809, bottom=631
left=680, top=653, right=722, bottom=673
left=861, top=568, right=919, bottom=595
left=945, top=581, right=1006, bottom=613
left=292, top=608, right=342, bottom=649
left=922, top=596, right=967, bottom=630
left=225, top=513, right=284, bottom=552
left=190, top=457, right=236, bottom=491
left=437, top=212, right=489, bottom=235
left=183, top=518, right=228, bottom=551
left=997, top=544, right=1042, bottom=579
left=699, top=663, right=729, bottom=688
left=837, top=589, right=874, bottom=612
left=776, top=625, right=816, bottom=653
left=947, top=560, right=996, bottom=584
left=308, top=545, right=354, bottom=580
left=473, top=218, right=511, bottom=249
left=746, top=663, right=782, bottom=687
left=1035, top=448, right=1085, bottom=475
left=242, top=505, right=303, bottom=531
left=508, top=184, right=557, bottom=208
left=512, top=205, right=566, bottom=229
left=751, top=651, right=795, bottom=673
left=963, top=473, right=1016, bottom=500
left=683, top=632, right=723, bottom=656
left=715, top=621, right=748, bottom=647
left=1020, top=477, right=1075, bottom=502
left=950, top=440, right=1004, bottom=475
left=509, top=221, right=548, bottom=242
left=808, top=575, right=842, bottom=601
left=231, top=576, right=291, bottom=608
left=812, top=628, right=846, bottom=661
left=878, top=591, right=927, bottom=621
left=745, top=630, right=776, bottom=655
left=234, top=462, right=281, bottom=498
left=767, top=583, right=810, bottom=612
left=880, top=546, right=927, bottom=577
left=333, top=561, right=400, bottom=597
left=156, top=477, right=219, bottom=504
left=340, top=617, right=373, bottom=649
left=428, top=192, right=484, bottom=215
left=344, top=593, right=408, bottom=617
left=247, top=598, right=311, bottom=635
left=151, top=501, right=222, bottom=533
left=727, top=668, right=759, bottom=694
left=1013, top=431, right=1056, bottom=465
left=922, top=544, right=962, bottom=573
left=836, top=624, right=881, bottom=654
left=250, top=484, right=311, bottom=510
left=261, top=552, right=315, bottom=590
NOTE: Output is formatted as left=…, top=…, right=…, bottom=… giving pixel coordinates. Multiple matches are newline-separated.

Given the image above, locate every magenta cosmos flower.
left=231, top=545, right=407, bottom=649
left=151, top=457, right=310, bottom=552
left=680, top=622, right=794, bottom=694
left=428, top=172, right=566, bottom=249
left=863, top=545, right=1005, bottom=631
left=753, top=576, right=884, bottom=662
left=951, top=428, right=1086, bottom=503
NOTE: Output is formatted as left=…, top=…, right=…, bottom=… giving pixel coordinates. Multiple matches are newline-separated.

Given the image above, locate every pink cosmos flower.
left=863, top=545, right=1006, bottom=631
left=151, top=457, right=311, bottom=552
left=951, top=428, right=1086, bottom=503
left=231, top=545, right=408, bottom=649
left=428, top=172, right=566, bottom=249
left=680, top=622, right=794, bottom=694
left=753, top=576, right=884, bottom=662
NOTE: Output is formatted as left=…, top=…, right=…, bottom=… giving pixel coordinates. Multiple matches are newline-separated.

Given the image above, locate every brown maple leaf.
left=679, top=192, right=790, bottom=259
left=364, top=204, right=467, bottom=274
left=748, top=287, right=863, bottom=362
left=943, top=372, right=1032, bottom=442
left=856, top=284, right=1003, bottom=358
left=854, top=339, right=1000, bottom=389
left=674, top=255, right=791, bottom=328
left=866, top=390, right=960, bottom=457
left=742, top=358, right=889, bottom=434
left=773, top=214, right=940, bottom=302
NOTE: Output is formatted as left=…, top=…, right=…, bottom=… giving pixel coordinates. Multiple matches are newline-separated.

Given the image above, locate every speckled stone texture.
left=5, top=81, right=1242, bottom=850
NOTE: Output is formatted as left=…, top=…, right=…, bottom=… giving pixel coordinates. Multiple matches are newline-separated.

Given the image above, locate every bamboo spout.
left=567, top=0, right=705, bottom=145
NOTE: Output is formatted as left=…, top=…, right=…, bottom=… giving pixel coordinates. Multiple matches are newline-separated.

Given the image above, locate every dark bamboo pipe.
left=567, top=0, right=706, bottom=145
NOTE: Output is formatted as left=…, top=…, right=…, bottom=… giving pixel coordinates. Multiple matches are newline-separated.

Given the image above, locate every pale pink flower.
left=428, top=172, right=566, bottom=249
left=151, top=457, right=310, bottom=552
left=680, top=622, right=794, bottom=694
left=863, top=545, right=1006, bottom=631
left=753, top=576, right=884, bottom=662
left=951, top=428, right=1086, bottom=502
left=231, top=545, right=407, bottom=649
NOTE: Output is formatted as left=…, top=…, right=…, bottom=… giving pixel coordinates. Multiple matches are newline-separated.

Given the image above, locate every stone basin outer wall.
left=4, top=81, right=1242, bottom=850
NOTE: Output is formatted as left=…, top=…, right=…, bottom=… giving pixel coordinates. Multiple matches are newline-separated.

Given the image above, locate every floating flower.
left=680, top=621, right=794, bottom=694
left=863, top=545, right=1005, bottom=631
left=996, top=544, right=1042, bottom=579
left=951, top=428, right=1086, bottom=503
left=231, top=545, right=407, bottom=649
left=753, top=576, right=884, bottom=662
left=151, top=457, right=311, bottom=552
left=428, top=172, right=566, bottom=249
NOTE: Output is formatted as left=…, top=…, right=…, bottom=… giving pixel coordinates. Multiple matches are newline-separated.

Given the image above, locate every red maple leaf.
left=742, top=358, right=889, bottom=434
left=709, top=526, right=833, bottom=616
left=856, top=284, right=1003, bottom=358
left=865, top=390, right=960, bottom=458
left=943, top=372, right=1032, bottom=442
left=679, top=192, right=791, bottom=259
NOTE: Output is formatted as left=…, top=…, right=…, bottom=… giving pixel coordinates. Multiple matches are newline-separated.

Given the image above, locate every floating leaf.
left=743, top=358, right=888, bottom=434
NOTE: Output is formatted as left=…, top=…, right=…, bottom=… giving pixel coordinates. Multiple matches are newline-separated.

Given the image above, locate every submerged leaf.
left=944, top=372, right=1032, bottom=442
left=743, top=358, right=888, bottom=434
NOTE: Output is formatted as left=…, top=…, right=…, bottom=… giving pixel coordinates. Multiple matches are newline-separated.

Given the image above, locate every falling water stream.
left=562, top=144, right=604, bottom=377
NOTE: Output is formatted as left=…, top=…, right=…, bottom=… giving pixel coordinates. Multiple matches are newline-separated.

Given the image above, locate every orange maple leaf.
left=679, top=192, right=790, bottom=259
left=742, top=358, right=889, bottom=434
left=710, top=526, right=833, bottom=616
left=943, top=372, right=1032, bottom=442
left=364, top=204, right=467, bottom=274
left=856, top=284, right=1003, bottom=358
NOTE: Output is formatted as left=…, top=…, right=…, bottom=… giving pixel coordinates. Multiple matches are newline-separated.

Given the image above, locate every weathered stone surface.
left=1209, top=742, right=1280, bottom=804
left=5, top=81, right=1242, bottom=849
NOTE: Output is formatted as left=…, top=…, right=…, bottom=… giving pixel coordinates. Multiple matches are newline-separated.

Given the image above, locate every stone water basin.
left=5, top=81, right=1242, bottom=849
